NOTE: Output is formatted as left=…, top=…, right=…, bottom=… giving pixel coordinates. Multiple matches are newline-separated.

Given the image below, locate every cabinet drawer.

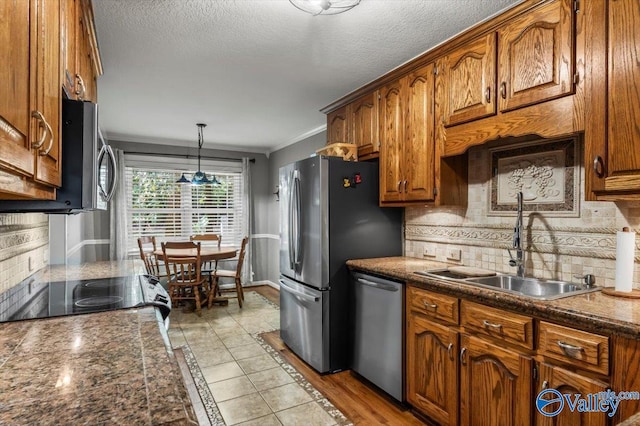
left=538, top=322, right=609, bottom=376
left=407, top=286, right=459, bottom=325
left=460, top=300, right=534, bottom=350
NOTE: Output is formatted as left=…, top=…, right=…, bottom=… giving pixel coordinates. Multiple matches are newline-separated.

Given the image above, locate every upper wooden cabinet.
left=379, top=63, right=436, bottom=205
left=439, top=0, right=576, bottom=131
left=586, top=0, right=640, bottom=200
left=326, top=105, right=349, bottom=145
left=439, top=32, right=497, bottom=126
left=0, top=0, right=62, bottom=200
left=497, top=0, right=575, bottom=112
left=349, top=91, right=379, bottom=159
left=62, top=0, right=101, bottom=102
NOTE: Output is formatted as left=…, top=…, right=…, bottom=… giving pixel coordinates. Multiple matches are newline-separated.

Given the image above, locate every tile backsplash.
left=405, top=144, right=640, bottom=288
left=0, top=213, right=49, bottom=294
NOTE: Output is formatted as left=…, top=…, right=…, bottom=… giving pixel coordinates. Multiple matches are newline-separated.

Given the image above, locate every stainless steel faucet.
left=508, top=191, right=525, bottom=278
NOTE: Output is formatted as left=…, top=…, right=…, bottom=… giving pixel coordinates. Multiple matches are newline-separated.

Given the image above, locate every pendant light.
left=176, top=123, right=221, bottom=185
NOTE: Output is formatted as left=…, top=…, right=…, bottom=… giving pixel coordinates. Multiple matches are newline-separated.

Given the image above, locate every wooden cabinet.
left=439, top=32, right=497, bottom=126
left=535, top=362, right=608, bottom=426
left=586, top=0, right=640, bottom=199
left=407, top=311, right=459, bottom=426
left=459, top=333, right=533, bottom=426
left=379, top=63, right=436, bottom=204
left=326, top=105, right=349, bottom=145
left=0, top=0, right=61, bottom=200
left=63, top=0, right=100, bottom=102
left=497, top=0, right=575, bottom=112
left=349, top=91, right=379, bottom=159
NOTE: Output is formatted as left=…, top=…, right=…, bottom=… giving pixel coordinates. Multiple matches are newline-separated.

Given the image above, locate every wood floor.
left=249, top=286, right=427, bottom=426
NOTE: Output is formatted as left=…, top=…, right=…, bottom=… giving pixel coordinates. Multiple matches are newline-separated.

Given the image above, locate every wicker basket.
left=315, top=143, right=358, bottom=162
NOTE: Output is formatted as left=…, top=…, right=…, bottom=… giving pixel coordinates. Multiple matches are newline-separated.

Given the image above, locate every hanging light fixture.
left=289, top=0, right=361, bottom=15
left=176, top=123, right=220, bottom=185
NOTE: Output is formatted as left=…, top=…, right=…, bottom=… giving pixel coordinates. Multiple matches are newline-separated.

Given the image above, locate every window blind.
left=124, top=164, right=244, bottom=254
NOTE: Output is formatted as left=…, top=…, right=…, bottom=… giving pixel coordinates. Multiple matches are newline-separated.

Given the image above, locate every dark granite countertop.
left=0, top=261, right=197, bottom=425
left=347, top=256, right=640, bottom=339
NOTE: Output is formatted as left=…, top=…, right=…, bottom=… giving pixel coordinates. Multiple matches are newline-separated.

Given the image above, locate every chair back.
left=161, top=241, right=203, bottom=284
left=234, top=237, right=249, bottom=278
left=190, top=234, right=222, bottom=247
left=138, top=236, right=162, bottom=276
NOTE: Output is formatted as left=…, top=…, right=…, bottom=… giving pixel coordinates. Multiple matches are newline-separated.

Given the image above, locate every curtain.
left=109, top=148, right=128, bottom=260
left=242, top=157, right=253, bottom=284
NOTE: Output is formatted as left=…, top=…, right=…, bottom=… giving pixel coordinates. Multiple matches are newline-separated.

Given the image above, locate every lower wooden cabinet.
left=406, top=311, right=458, bottom=426
left=535, top=362, right=608, bottom=426
left=459, top=333, right=533, bottom=426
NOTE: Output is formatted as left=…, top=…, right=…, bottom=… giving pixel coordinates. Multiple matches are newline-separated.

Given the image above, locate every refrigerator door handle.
left=288, top=171, right=295, bottom=269
left=356, top=277, right=399, bottom=292
left=279, top=280, right=320, bottom=302
left=293, top=170, right=302, bottom=266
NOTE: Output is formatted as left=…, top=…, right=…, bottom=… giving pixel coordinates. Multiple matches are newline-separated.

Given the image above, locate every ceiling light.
left=289, top=0, right=361, bottom=15
left=176, top=123, right=220, bottom=185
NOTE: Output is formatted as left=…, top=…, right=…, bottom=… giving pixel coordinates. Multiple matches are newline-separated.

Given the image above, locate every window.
left=124, top=161, right=244, bottom=254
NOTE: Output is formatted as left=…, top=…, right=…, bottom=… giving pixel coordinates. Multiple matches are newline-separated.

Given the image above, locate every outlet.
left=446, top=248, right=462, bottom=261
left=423, top=245, right=437, bottom=258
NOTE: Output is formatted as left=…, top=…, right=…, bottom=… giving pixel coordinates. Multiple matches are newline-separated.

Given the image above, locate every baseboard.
left=249, top=280, right=279, bottom=290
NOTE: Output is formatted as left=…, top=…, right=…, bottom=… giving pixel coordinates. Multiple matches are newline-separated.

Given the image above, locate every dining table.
left=154, top=245, right=238, bottom=307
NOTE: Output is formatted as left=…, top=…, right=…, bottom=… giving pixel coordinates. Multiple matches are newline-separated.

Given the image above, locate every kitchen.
left=2, top=0, right=640, bottom=424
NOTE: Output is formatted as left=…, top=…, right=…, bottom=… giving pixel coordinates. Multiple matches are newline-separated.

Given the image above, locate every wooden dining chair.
left=137, top=236, right=169, bottom=281
left=209, top=236, right=249, bottom=308
left=161, top=241, right=207, bottom=316
left=190, top=234, right=221, bottom=292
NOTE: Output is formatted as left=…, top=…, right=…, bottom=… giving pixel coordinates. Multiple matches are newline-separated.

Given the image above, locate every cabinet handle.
left=38, top=115, right=54, bottom=156
left=541, top=380, right=549, bottom=390
left=500, top=82, right=507, bottom=99
left=75, top=73, right=86, bottom=100
left=31, top=111, right=50, bottom=149
left=482, top=319, right=503, bottom=330
left=447, top=343, right=454, bottom=360
left=460, top=347, right=467, bottom=365
left=485, top=87, right=491, bottom=103
left=397, top=181, right=402, bottom=192
left=593, top=156, right=605, bottom=178
left=557, top=341, right=584, bottom=358
left=403, top=180, right=408, bottom=193
left=423, top=301, right=437, bottom=310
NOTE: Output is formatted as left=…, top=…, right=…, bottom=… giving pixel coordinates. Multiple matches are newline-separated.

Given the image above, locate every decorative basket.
left=315, top=143, right=358, bottom=162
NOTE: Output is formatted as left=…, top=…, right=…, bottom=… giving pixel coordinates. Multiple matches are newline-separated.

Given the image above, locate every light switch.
left=446, top=248, right=462, bottom=261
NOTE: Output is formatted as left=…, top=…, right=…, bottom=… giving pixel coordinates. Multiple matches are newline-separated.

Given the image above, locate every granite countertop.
left=347, top=256, right=640, bottom=339
left=0, top=261, right=197, bottom=425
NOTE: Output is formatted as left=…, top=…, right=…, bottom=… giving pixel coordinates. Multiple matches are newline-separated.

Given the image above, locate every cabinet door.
left=602, top=0, right=640, bottom=193
left=61, top=0, right=77, bottom=98
left=407, top=312, right=458, bottom=426
left=459, top=334, right=533, bottom=426
left=441, top=32, right=497, bottom=126
left=379, top=80, right=404, bottom=203
left=404, top=63, right=436, bottom=202
left=0, top=0, right=35, bottom=180
left=33, top=0, right=62, bottom=188
left=350, top=91, right=379, bottom=158
left=326, top=105, right=349, bottom=145
left=536, top=362, right=608, bottom=426
left=497, top=0, right=575, bottom=112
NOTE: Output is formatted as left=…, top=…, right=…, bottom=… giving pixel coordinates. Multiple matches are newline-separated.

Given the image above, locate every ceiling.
left=93, top=0, right=522, bottom=154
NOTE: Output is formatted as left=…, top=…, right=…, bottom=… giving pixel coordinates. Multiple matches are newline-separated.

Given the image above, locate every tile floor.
left=167, top=291, right=340, bottom=426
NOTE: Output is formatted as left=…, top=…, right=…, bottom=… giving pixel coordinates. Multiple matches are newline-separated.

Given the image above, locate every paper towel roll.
left=615, top=228, right=636, bottom=292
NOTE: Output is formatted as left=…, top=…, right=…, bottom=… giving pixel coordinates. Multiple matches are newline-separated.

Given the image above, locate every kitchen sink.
left=415, top=269, right=600, bottom=300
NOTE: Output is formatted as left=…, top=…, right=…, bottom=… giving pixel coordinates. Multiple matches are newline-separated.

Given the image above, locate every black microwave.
left=0, top=99, right=117, bottom=213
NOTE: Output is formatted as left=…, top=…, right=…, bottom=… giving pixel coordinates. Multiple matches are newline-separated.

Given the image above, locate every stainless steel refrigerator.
left=279, top=155, right=402, bottom=373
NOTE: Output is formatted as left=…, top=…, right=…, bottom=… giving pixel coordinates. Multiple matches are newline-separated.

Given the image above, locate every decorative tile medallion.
left=489, top=137, right=580, bottom=217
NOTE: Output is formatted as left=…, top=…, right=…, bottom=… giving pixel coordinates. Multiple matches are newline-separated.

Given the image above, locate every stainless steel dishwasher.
left=352, top=271, right=403, bottom=401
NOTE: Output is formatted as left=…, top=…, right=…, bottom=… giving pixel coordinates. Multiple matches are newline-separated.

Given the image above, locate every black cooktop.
left=0, top=275, right=145, bottom=323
